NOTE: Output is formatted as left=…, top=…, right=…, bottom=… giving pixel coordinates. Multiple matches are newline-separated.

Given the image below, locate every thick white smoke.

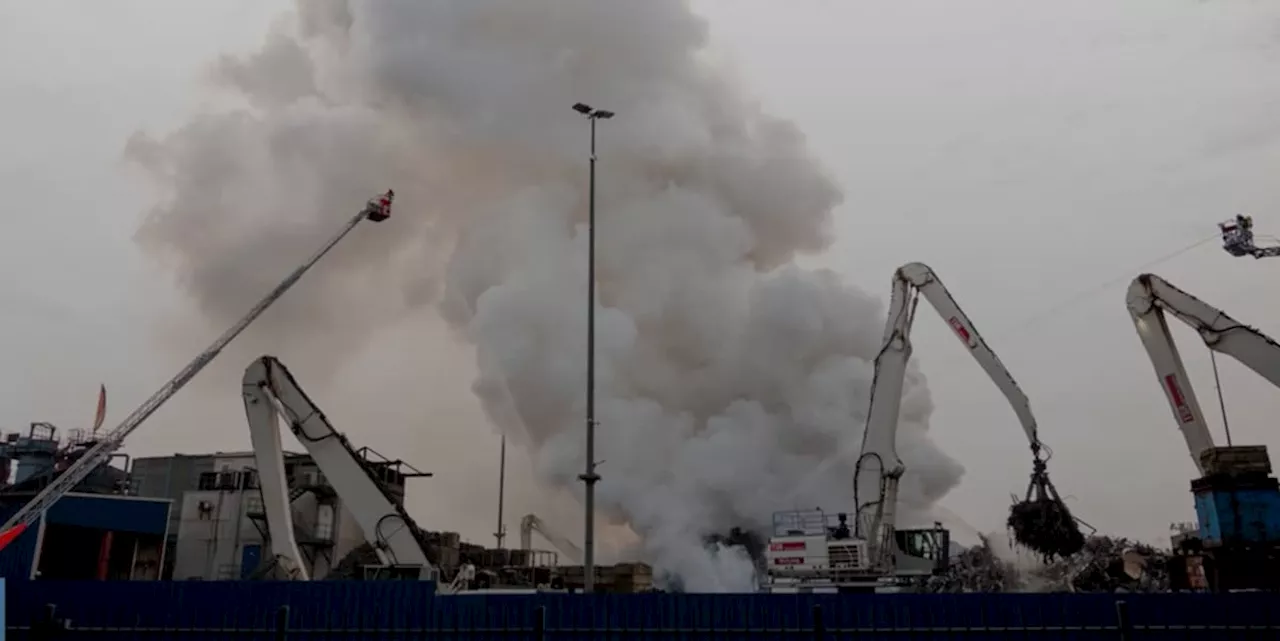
left=127, top=0, right=964, bottom=591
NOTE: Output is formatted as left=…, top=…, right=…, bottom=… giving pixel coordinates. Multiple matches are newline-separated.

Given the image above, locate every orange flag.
left=92, top=384, right=107, bottom=434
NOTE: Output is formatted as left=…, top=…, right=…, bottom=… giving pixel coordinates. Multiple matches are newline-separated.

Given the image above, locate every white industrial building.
left=131, top=450, right=408, bottom=580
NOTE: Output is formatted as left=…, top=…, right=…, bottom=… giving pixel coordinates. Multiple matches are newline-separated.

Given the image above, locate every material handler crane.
left=244, top=357, right=570, bottom=593
left=1126, top=273, right=1280, bottom=590
left=242, top=356, right=439, bottom=583
left=0, top=191, right=395, bottom=552
left=519, top=513, right=583, bottom=565
left=762, top=262, right=1078, bottom=592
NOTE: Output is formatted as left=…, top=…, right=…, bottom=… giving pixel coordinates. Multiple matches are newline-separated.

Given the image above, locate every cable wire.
left=997, top=233, right=1220, bottom=342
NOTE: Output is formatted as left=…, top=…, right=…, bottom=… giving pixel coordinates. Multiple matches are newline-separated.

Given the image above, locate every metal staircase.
left=244, top=467, right=336, bottom=577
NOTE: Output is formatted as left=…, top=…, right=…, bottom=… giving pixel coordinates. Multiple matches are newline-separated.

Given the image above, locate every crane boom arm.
left=0, top=191, right=395, bottom=544
left=519, top=513, right=582, bottom=564
left=243, top=356, right=434, bottom=579
left=1125, top=273, right=1280, bottom=474
left=857, top=262, right=1040, bottom=570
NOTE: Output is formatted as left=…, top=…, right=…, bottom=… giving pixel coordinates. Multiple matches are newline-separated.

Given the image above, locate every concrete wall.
left=131, top=454, right=215, bottom=538
left=173, top=488, right=261, bottom=580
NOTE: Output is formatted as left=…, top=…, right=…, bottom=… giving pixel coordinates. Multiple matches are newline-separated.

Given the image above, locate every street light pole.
left=494, top=434, right=506, bottom=549
left=572, top=101, right=613, bottom=593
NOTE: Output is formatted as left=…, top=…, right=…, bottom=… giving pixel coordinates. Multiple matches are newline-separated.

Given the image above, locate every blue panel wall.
left=46, top=495, right=169, bottom=535
left=4, top=581, right=1280, bottom=641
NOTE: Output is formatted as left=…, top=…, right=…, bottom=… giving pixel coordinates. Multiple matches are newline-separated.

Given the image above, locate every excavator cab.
left=894, top=523, right=951, bottom=575
left=365, top=190, right=394, bottom=222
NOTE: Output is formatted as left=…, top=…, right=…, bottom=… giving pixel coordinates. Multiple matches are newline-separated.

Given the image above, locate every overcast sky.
left=2, top=0, right=1279, bottom=548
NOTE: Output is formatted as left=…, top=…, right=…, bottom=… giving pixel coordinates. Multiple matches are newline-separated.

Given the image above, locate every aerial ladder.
left=1125, top=273, right=1280, bottom=590
left=519, top=513, right=583, bottom=565
left=0, top=191, right=396, bottom=551
left=1219, top=215, right=1280, bottom=259
left=242, top=356, right=439, bottom=583
left=855, top=262, right=1075, bottom=575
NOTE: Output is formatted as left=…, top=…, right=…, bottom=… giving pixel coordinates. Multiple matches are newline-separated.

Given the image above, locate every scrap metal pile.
left=1033, top=536, right=1170, bottom=593
left=920, top=535, right=1022, bottom=592
left=923, top=534, right=1170, bottom=593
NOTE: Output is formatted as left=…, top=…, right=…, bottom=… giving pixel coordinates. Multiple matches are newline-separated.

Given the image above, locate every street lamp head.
left=572, top=102, right=593, bottom=115
left=593, top=110, right=615, bottom=120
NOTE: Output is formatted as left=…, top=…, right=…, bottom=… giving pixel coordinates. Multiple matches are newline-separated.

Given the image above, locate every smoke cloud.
left=127, top=0, right=964, bottom=591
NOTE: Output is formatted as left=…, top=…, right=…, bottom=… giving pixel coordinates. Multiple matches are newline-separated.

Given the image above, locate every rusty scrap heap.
left=920, top=536, right=1022, bottom=593
left=1033, top=536, right=1170, bottom=593
left=922, top=535, right=1171, bottom=593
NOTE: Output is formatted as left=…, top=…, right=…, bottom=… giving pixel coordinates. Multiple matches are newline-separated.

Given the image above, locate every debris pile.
left=1032, top=536, right=1170, bottom=593
left=923, top=534, right=1172, bottom=593
left=920, top=535, right=1022, bottom=592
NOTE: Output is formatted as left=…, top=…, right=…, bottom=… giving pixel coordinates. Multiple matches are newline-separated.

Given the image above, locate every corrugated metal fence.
left=4, top=580, right=1279, bottom=640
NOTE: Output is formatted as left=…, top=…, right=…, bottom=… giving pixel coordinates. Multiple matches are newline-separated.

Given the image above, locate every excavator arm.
left=1126, top=273, right=1280, bottom=474
left=519, top=513, right=582, bottom=565
left=0, top=191, right=395, bottom=551
left=242, top=355, right=437, bottom=582
left=857, top=262, right=1044, bottom=571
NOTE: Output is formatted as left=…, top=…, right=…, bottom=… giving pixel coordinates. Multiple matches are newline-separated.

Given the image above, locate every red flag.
left=92, top=384, right=106, bottom=434
left=0, top=523, right=28, bottom=552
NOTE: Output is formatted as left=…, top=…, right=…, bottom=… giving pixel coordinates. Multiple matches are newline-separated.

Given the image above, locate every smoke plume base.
left=127, top=0, right=965, bottom=591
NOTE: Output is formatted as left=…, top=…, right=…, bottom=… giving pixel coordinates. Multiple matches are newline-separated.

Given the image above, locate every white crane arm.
left=0, top=192, right=395, bottom=545
left=242, top=356, right=435, bottom=578
left=519, top=513, right=582, bottom=564
left=857, top=262, right=1040, bottom=570
left=242, top=360, right=312, bottom=580
left=1125, top=273, right=1280, bottom=473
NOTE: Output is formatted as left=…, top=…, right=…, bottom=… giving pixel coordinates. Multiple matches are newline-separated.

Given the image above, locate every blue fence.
left=4, top=580, right=1279, bottom=640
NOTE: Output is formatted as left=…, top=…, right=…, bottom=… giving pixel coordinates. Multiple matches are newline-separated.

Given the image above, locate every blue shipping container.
left=1194, top=486, right=1280, bottom=544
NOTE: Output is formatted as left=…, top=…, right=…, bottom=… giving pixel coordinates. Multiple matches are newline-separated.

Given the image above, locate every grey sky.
left=2, top=0, right=1278, bottom=549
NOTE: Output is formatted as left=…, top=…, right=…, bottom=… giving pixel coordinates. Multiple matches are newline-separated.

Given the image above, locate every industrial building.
left=0, top=423, right=170, bottom=580
left=0, top=418, right=652, bottom=591
left=0, top=419, right=414, bottom=582
left=131, top=450, right=397, bottom=580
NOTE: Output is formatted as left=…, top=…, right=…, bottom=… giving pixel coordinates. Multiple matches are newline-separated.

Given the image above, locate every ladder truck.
left=0, top=191, right=396, bottom=552
left=1219, top=214, right=1280, bottom=258
left=1126, top=273, right=1280, bottom=591
left=762, top=262, right=1073, bottom=592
